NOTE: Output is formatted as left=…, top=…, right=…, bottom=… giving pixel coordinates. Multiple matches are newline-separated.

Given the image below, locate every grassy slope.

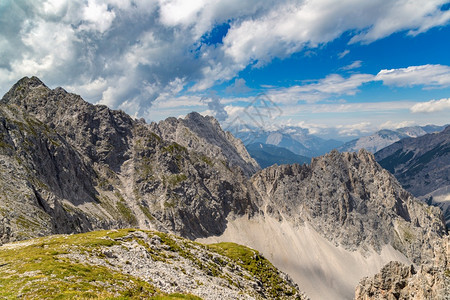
left=0, top=229, right=199, bottom=299
left=0, top=229, right=300, bottom=299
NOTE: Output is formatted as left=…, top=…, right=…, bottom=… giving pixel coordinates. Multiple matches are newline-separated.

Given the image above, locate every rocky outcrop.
left=355, top=236, right=449, bottom=300
left=202, top=149, right=447, bottom=299
left=0, top=102, right=113, bottom=243
left=251, top=149, right=446, bottom=263
left=149, top=112, right=260, bottom=177
left=1, top=76, right=134, bottom=172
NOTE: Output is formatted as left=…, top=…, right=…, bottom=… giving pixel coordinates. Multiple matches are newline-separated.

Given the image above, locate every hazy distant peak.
left=338, top=125, right=448, bottom=153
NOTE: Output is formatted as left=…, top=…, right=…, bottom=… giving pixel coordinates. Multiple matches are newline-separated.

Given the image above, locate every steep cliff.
left=355, top=236, right=449, bottom=300
left=201, top=150, right=446, bottom=299
left=0, top=77, right=258, bottom=243
left=252, top=150, right=445, bottom=262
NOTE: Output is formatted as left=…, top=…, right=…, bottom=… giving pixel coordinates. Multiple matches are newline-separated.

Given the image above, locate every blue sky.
left=1, top=0, right=450, bottom=138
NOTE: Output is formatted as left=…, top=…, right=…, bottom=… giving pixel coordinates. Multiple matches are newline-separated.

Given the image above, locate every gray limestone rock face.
left=149, top=112, right=260, bottom=177
left=251, top=149, right=446, bottom=264
left=355, top=236, right=449, bottom=300
left=0, top=103, right=115, bottom=244
left=0, top=76, right=259, bottom=244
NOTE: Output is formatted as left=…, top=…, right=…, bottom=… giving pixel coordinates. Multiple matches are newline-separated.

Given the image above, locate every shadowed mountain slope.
left=375, top=126, right=450, bottom=225
left=0, top=76, right=258, bottom=243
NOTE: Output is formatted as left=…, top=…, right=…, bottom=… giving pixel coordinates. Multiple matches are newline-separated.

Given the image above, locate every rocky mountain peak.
left=150, top=111, right=260, bottom=177
left=0, top=77, right=263, bottom=244
left=185, top=111, right=216, bottom=124
left=252, top=148, right=445, bottom=261
left=7, top=76, right=46, bottom=92
left=1, top=76, right=49, bottom=106
left=2, top=76, right=136, bottom=171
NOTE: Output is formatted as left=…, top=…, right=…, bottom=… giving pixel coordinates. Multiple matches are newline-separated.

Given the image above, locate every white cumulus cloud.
left=376, top=64, right=450, bottom=88
left=1, top=0, right=450, bottom=120
left=410, top=98, right=450, bottom=113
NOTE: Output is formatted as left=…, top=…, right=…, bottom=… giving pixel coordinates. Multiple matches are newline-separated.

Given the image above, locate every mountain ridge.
left=0, top=77, right=448, bottom=299
left=0, top=76, right=258, bottom=243
left=232, top=127, right=343, bottom=157
left=375, top=126, right=450, bottom=226
left=201, top=149, right=446, bottom=299
left=339, top=125, right=447, bottom=153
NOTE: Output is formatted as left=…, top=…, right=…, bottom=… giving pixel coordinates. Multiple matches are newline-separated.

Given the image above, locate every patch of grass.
left=167, top=174, right=187, bottom=187
left=162, top=143, right=187, bottom=154
left=96, top=175, right=112, bottom=191
left=208, top=242, right=298, bottom=298
left=154, top=233, right=182, bottom=253
left=199, top=155, right=213, bottom=167
left=163, top=200, right=176, bottom=208
left=138, top=157, right=155, bottom=181
left=139, top=204, right=155, bottom=221
left=150, top=132, right=162, bottom=142
left=116, top=201, right=138, bottom=226
left=114, top=191, right=125, bottom=202
left=15, top=215, right=41, bottom=230
left=402, top=228, right=414, bottom=242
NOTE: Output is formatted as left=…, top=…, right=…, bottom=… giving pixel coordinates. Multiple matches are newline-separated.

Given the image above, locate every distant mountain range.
left=245, top=143, right=310, bottom=168
left=233, top=127, right=343, bottom=157
left=375, top=126, right=450, bottom=226
left=339, top=125, right=447, bottom=153
left=232, top=124, right=447, bottom=171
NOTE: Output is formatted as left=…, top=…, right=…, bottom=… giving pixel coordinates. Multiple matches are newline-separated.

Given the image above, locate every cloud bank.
left=376, top=65, right=450, bottom=88
left=410, top=98, right=450, bottom=113
left=1, top=0, right=450, bottom=118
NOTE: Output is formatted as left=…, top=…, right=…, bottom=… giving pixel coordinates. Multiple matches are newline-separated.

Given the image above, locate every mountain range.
left=245, top=143, right=310, bottom=168
left=375, top=126, right=450, bottom=226
left=339, top=125, right=447, bottom=153
left=0, top=77, right=448, bottom=299
left=232, top=127, right=343, bottom=158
